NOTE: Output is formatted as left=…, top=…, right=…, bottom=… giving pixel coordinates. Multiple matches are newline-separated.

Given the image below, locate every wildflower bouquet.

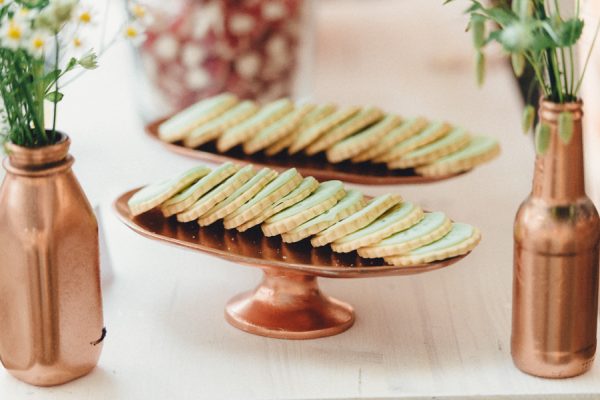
left=0, top=0, right=148, bottom=147
left=447, top=0, right=599, bottom=153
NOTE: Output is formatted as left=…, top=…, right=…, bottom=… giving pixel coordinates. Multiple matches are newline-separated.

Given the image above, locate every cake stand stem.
left=225, top=268, right=355, bottom=339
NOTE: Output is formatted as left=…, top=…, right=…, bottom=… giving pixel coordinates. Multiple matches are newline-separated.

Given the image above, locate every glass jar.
left=134, top=0, right=308, bottom=121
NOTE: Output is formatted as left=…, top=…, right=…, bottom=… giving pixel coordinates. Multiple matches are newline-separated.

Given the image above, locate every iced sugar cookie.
left=281, top=190, right=365, bottom=243
left=223, top=168, right=303, bottom=229
left=161, top=163, right=239, bottom=217
left=236, top=177, right=319, bottom=232
left=305, top=107, right=384, bottom=156
left=183, top=101, right=258, bottom=148
left=198, top=168, right=277, bottom=226
left=331, top=202, right=424, bottom=253
left=384, top=223, right=481, bottom=266
left=158, top=93, right=238, bottom=142
left=373, top=121, right=451, bottom=163
left=357, top=211, right=452, bottom=258
left=327, top=114, right=402, bottom=163
left=288, top=106, right=360, bottom=154
left=243, top=103, right=316, bottom=154
left=311, top=194, right=402, bottom=247
left=261, top=180, right=346, bottom=237
left=128, top=165, right=211, bottom=216
left=415, top=136, right=500, bottom=177
left=388, top=127, right=471, bottom=169
left=176, top=165, right=254, bottom=222
left=218, top=98, right=294, bottom=152
left=351, top=117, right=428, bottom=163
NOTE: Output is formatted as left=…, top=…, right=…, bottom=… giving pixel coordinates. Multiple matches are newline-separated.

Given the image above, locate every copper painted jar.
left=0, top=134, right=105, bottom=386
left=512, top=100, right=600, bottom=378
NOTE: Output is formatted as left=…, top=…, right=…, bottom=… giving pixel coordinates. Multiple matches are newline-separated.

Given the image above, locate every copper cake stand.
left=145, top=118, right=465, bottom=185
left=115, top=189, right=469, bottom=339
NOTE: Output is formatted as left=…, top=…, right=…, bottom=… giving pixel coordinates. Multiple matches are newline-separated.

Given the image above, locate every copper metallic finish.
left=114, top=189, right=469, bottom=338
left=225, top=269, right=355, bottom=339
left=0, top=135, right=104, bottom=386
left=512, top=100, right=600, bottom=379
left=145, top=118, right=464, bottom=185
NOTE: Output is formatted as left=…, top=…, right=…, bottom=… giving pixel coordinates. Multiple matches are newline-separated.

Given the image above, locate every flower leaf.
left=512, top=53, right=525, bottom=77
left=475, top=51, right=485, bottom=86
left=535, top=122, right=551, bottom=155
left=45, top=91, right=64, bottom=102
left=471, top=15, right=485, bottom=49
left=554, top=18, right=584, bottom=47
left=522, top=105, right=535, bottom=134
left=558, top=111, right=574, bottom=144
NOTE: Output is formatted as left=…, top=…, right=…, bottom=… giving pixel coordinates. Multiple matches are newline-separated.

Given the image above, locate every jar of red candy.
left=134, top=0, right=307, bottom=120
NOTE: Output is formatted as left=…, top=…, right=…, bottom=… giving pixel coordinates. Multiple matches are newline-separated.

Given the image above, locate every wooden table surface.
left=2, top=0, right=599, bottom=399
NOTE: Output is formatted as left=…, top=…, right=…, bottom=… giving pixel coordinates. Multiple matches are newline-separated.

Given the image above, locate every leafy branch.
left=446, top=0, right=600, bottom=153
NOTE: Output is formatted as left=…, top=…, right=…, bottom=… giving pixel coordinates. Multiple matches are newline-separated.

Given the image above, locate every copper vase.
left=512, top=100, right=600, bottom=378
left=0, top=134, right=105, bottom=386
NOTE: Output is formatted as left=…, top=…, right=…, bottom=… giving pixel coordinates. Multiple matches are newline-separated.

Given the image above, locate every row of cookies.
left=128, top=163, right=481, bottom=266
left=157, top=93, right=500, bottom=176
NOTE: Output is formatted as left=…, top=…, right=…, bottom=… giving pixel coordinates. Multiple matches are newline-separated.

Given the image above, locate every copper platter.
left=115, top=189, right=470, bottom=340
left=145, top=118, right=465, bottom=185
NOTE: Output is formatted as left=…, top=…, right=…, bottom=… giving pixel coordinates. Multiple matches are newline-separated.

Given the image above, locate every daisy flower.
left=27, top=30, right=49, bottom=57
left=75, top=4, right=95, bottom=25
left=129, top=2, right=153, bottom=26
left=123, top=21, right=146, bottom=45
left=0, top=17, right=30, bottom=50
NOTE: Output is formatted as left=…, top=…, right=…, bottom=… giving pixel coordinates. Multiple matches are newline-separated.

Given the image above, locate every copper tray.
left=115, top=189, right=469, bottom=339
left=146, top=118, right=464, bottom=185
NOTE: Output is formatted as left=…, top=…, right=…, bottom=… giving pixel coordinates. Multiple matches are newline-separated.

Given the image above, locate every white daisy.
left=123, top=21, right=146, bottom=45
left=75, top=4, right=94, bottom=25
left=129, top=2, right=153, bottom=26
left=27, top=30, right=49, bottom=57
left=0, top=17, right=30, bottom=50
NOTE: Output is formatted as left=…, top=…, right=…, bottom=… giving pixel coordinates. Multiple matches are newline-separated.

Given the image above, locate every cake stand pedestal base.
left=225, top=268, right=355, bottom=339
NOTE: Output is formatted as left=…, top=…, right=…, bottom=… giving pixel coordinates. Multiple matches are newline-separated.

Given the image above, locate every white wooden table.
left=2, top=1, right=600, bottom=399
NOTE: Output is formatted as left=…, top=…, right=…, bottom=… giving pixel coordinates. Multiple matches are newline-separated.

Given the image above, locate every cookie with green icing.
left=384, top=223, right=480, bottom=266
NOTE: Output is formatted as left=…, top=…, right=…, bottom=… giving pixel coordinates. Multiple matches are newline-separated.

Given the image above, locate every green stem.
left=51, top=34, right=59, bottom=143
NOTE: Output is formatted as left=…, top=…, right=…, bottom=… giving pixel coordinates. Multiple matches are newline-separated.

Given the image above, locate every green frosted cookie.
left=183, top=101, right=259, bottom=148
left=357, top=211, right=452, bottom=258
left=288, top=106, right=360, bottom=154
left=128, top=165, right=210, bottom=216
left=388, top=127, right=471, bottom=169
left=331, top=202, right=424, bottom=253
left=311, top=193, right=402, bottom=247
left=327, top=114, right=402, bottom=163
left=352, top=117, right=428, bottom=162
left=223, top=168, right=303, bottom=229
left=176, top=165, right=255, bottom=222
left=158, top=93, right=238, bottom=142
left=384, top=223, right=481, bottom=266
left=305, top=107, right=384, bottom=155
left=217, top=98, right=294, bottom=152
left=198, top=168, right=277, bottom=226
left=236, top=176, right=319, bottom=232
left=261, top=180, right=346, bottom=237
left=161, top=162, right=238, bottom=217
left=373, top=121, right=451, bottom=163
left=281, top=189, right=365, bottom=243
left=415, top=135, right=500, bottom=177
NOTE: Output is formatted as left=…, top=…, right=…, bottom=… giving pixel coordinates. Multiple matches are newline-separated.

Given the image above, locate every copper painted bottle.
left=0, top=134, right=105, bottom=386
left=512, top=100, right=600, bottom=378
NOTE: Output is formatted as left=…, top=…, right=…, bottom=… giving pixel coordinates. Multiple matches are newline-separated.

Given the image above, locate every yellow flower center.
left=126, top=26, right=138, bottom=38
left=32, top=37, right=45, bottom=49
left=73, top=37, right=82, bottom=47
left=7, top=23, right=22, bottom=40
left=132, top=4, right=146, bottom=18
left=79, top=11, right=91, bottom=24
